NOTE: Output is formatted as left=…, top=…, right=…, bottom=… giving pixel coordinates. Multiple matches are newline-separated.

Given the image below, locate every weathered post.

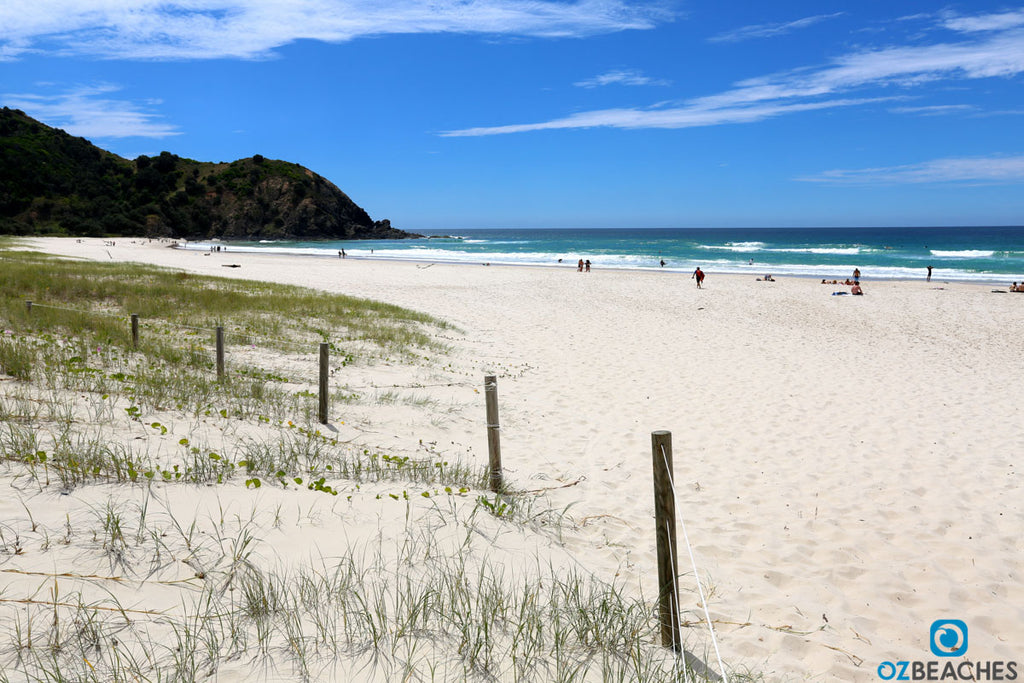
left=652, top=430, right=682, bottom=651
left=130, top=314, right=139, bottom=349
left=318, top=342, right=329, bottom=424
left=215, top=326, right=225, bottom=380
left=26, top=301, right=32, bottom=314
left=484, top=375, right=503, bottom=492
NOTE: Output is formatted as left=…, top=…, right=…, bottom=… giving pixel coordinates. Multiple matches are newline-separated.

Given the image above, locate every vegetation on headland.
left=0, top=247, right=736, bottom=682
left=0, top=108, right=420, bottom=240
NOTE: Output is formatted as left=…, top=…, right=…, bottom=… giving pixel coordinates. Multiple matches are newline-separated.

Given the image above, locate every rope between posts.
left=661, top=444, right=729, bottom=683
left=23, top=301, right=332, bottom=352
left=663, top=508, right=691, bottom=680
left=25, top=303, right=121, bottom=318
left=21, top=304, right=478, bottom=389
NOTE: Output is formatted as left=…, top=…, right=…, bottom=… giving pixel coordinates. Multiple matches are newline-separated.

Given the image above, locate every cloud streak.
left=799, top=155, right=1024, bottom=184
left=443, top=14, right=1024, bottom=137
left=442, top=97, right=891, bottom=136
left=889, top=104, right=975, bottom=116
left=708, top=12, right=844, bottom=43
left=0, top=0, right=668, bottom=60
left=1, top=85, right=180, bottom=138
left=942, top=9, right=1024, bottom=33
left=574, top=69, right=670, bottom=88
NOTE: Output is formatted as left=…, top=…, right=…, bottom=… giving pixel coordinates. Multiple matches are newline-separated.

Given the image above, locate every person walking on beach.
left=692, top=267, right=705, bottom=288
left=927, top=265, right=933, bottom=282
left=585, top=259, right=591, bottom=272
left=853, top=267, right=861, bottom=280
left=577, top=259, right=584, bottom=272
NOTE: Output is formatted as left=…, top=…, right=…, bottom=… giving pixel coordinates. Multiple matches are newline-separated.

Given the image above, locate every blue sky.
left=2, top=1, right=1023, bottom=229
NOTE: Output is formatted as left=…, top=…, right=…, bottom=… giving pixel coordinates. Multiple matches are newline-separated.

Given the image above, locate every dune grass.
left=0, top=247, right=453, bottom=357
left=0, top=243, right=736, bottom=682
left=0, top=503, right=719, bottom=682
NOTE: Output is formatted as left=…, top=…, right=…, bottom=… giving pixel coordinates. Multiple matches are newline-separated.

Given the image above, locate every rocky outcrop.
left=0, top=107, right=420, bottom=240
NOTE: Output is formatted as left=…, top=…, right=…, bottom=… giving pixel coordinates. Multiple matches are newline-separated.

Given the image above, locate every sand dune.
left=12, top=237, right=1024, bottom=681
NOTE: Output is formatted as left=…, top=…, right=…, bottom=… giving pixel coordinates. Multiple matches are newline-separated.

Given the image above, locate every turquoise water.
left=186, top=226, right=1024, bottom=284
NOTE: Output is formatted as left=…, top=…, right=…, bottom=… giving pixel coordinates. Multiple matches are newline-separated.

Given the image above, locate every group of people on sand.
left=1010, top=282, right=1024, bottom=292
left=822, top=268, right=864, bottom=295
left=576, top=259, right=591, bottom=272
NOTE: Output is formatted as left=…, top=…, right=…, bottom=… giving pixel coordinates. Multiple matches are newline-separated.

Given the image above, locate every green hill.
left=0, top=108, right=419, bottom=240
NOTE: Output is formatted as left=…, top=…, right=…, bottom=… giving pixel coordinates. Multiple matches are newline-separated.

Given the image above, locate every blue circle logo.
left=930, top=619, right=968, bottom=657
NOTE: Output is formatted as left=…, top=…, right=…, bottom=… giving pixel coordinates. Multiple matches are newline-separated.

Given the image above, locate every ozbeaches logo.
left=877, top=620, right=1018, bottom=681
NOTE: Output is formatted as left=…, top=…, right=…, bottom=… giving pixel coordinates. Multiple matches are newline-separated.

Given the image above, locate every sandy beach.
left=5, top=237, right=1024, bottom=681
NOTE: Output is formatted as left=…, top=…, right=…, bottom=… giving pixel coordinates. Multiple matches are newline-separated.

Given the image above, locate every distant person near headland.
left=692, top=267, right=705, bottom=288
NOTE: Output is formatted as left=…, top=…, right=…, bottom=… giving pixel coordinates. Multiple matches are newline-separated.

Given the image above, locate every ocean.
left=184, top=226, right=1024, bottom=284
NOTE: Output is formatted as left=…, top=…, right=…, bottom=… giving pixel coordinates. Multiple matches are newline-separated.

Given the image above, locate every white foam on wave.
left=930, top=250, right=995, bottom=258
left=177, top=242, right=1016, bottom=283
left=699, top=242, right=766, bottom=252
left=767, top=247, right=861, bottom=256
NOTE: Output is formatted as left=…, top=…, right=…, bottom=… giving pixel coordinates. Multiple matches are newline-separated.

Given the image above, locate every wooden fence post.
left=131, top=314, right=139, bottom=349
left=652, top=430, right=682, bottom=651
left=215, top=326, right=225, bottom=379
left=318, top=342, right=329, bottom=424
left=26, top=301, right=32, bottom=314
left=484, top=375, right=503, bottom=492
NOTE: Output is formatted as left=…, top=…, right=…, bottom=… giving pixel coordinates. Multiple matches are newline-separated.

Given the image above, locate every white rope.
left=26, top=303, right=120, bottom=318
left=662, top=511, right=691, bottom=680
left=24, top=301, right=333, bottom=351
left=662, top=444, right=729, bottom=683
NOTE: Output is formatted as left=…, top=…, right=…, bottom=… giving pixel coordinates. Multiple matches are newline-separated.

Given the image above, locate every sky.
left=2, top=1, right=1024, bottom=230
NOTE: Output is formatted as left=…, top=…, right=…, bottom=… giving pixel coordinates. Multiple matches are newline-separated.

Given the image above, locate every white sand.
left=9, top=237, right=1024, bottom=680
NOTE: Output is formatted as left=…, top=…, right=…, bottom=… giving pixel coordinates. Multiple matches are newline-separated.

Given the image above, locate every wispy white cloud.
left=0, top=1, right=669, bottom=61
left=942, top=9, right=1024, bottom=33
left=708, top=12, right=844, bottom=43
left=0, top=40, right=32, bottom=61
left=442, top=96, right=892, bottom=136
left=889, top=104, right=975, bottom=115
left=574, top=69, right=670, bottom=88
left=1, top=85, right=180, bottom=138
left=799, top=155, right=1024, bottom=184
left=444, top=13, right=1024, bottom=137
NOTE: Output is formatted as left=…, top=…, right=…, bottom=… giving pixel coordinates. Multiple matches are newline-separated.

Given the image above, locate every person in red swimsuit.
left=692, top=267, right=705, bottom=288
